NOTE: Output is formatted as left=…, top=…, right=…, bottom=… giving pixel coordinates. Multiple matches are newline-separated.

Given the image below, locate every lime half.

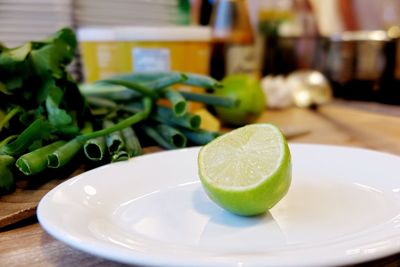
left=198, top=123, right=291, bottom=216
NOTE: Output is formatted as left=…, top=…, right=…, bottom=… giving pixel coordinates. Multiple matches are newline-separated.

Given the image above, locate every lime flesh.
left=198, top=124, right=291, bottom=216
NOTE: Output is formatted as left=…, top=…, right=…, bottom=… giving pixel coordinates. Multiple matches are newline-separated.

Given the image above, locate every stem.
left=113, top=72, right=222, bottom=89
left=0, top=106, right=22, bottom=131
left=80, top=83, right=139, bottom=101
left=86, top=96, right=118, bottom=109
left=179, top=91, right=238, bottom=108
left=48, top=138, right=84, bottom=168
left=0, top=155, right=15, bottom=193
left=103, top=120, right=124, bottom=154
left=79, top=97, right=153, bottom=141
left=0, top=118, right=53, bottom=156
left=108, top=71, right=222, bottom=89
left=121, top=127, right=142, bottom=157
left=110, top=72, right=172, bottom=83
left=111, top=150, right=129, bottom=162
left=145, top=73, right=187, bottom=90
left=16, top=140, right=66, bottom=175
left=0, top=135, right=18, bottom=149
left=99, top=79, right=157, bottom=98
left=141, top=125, right=174, bottom=150
left=180, top=128, right=221, bottom=145
left=84, top=137, right=106, bottom=161
left=163, top=88, right=187, bottom=116
left=79, top=121, right=93, bottom=135
left=152, top=105, right=201, bottom=130
left=157, top=124, right=187, bottom=148
left=182, top=73, right=222, bottom=89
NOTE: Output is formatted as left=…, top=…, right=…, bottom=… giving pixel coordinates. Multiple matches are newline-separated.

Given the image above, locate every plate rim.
left=37, top=143, right=400, bottom=267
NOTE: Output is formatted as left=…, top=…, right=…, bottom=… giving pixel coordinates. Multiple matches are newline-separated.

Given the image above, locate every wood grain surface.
left=0, top=166, right=85, bottom=228
left=1, top=101, right=400, bottom=267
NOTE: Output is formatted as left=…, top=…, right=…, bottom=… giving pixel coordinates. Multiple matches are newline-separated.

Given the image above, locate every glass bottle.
left=258, top=0, right=320, bottom=76
left=209, top=0, right=257, bottom=80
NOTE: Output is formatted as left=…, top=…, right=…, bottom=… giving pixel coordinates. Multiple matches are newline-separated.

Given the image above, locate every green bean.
left=0, top=155, right=15, bottom=192
left=180, top=128, right=221, bottom=145
left=141, top=125, right=174, bottom=150
left=16, top=140, right=66, bottom=175
left=163, top=88, right=187, bottom=116
left=48, top=138, right=84, bottom=168
left=152, top=105, right=201, bottom=130
left=121, top=127, right=142, bottom=157
left=179, top=91, right=238, bottom=108
left=84, top=137, right=106, bottom=161
left=103, top=120, right=124, bottom=154
left=157, top=124, right=187, bottom=148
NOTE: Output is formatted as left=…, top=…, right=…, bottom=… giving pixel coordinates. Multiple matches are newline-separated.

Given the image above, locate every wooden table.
left=1, top=101, right=400, bottom=267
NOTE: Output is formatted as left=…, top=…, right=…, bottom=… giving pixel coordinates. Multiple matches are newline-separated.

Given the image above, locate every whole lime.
left=215, top=75, right=266, bottom=126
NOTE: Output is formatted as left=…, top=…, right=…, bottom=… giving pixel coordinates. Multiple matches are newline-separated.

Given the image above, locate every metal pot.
left=322, top=30, right=400, bottom=104
left=261, top=30, right=400, bottom=104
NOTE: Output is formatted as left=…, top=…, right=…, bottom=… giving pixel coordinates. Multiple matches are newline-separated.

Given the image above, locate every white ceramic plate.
left=37, top=144, right=400, bottom=267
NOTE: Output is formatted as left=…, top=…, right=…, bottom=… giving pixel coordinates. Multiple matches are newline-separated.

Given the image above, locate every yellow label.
left=80, top=42, right=125, bottom=82
left=80, top=40, right=211, bottom=111
left=80, top=41, right=210, bottom=80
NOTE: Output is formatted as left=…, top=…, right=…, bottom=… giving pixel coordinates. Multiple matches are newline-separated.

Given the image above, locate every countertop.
left=1, top=100, right=400, bottom=267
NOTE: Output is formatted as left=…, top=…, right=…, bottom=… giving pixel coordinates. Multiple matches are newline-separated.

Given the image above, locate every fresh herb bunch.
left=0, top=28, right=237, bottom=195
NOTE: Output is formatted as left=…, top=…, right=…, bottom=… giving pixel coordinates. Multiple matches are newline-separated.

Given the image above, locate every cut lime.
left=198, top=123, right=291, bottom=216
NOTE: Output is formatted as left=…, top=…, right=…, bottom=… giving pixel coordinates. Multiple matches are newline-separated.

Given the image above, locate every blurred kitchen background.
left=1, top=0, right=400, bottom=106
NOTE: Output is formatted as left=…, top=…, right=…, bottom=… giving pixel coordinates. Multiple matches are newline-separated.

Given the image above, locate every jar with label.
left=258, top=0, right=320, bottom=76
left=209, top=0, right=257, bottom=80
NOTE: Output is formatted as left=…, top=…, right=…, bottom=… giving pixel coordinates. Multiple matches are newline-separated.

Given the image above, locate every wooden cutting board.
left=0, top=161, right=88, bottom=228
left=0, top=147, right=160, bottom=229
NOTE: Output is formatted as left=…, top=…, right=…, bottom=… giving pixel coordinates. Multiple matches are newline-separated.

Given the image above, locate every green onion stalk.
left=48, top=97, right=153, bottom=168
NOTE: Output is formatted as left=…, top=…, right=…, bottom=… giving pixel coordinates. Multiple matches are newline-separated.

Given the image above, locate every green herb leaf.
left=30, top=28, right=77, bottom=79
left=45, top=85, right=72, bottom=127
left=0, top=42, right=31, bottom=66
left=0, top=42, right=32, bottom=94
